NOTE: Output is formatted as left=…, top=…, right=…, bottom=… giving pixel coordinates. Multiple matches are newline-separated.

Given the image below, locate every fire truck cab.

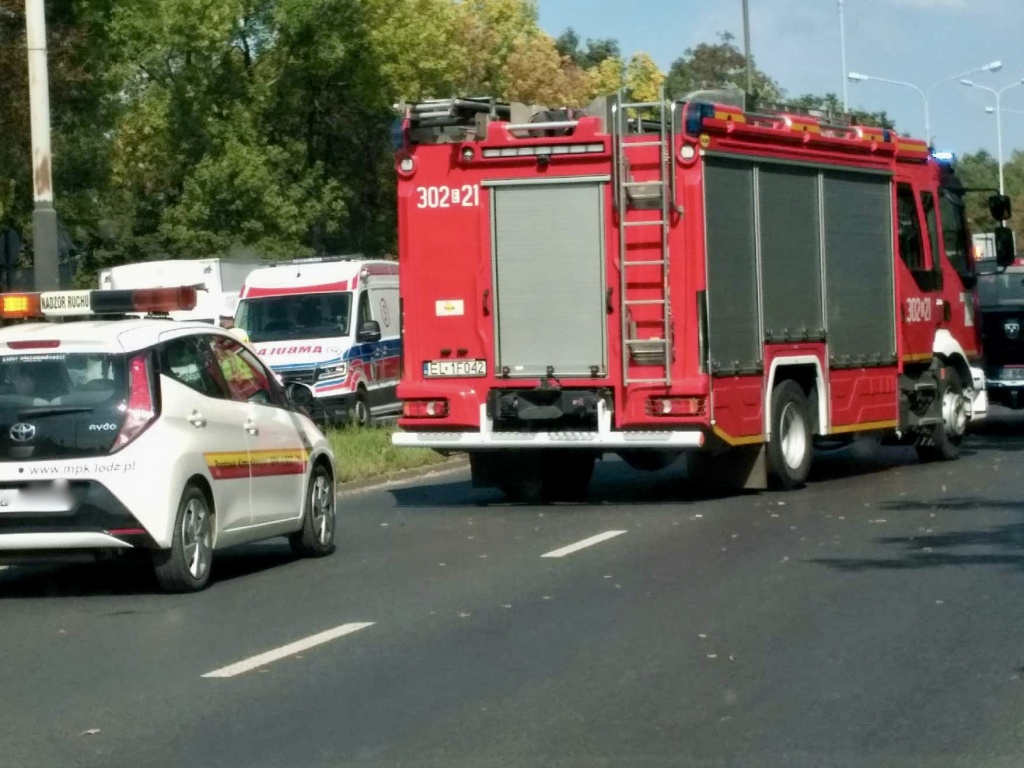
left=392, top=94, right=987, bottom=502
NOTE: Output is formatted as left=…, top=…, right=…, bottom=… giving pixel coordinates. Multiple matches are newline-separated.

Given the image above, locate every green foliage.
left=664, top=31, right=781, bottom=102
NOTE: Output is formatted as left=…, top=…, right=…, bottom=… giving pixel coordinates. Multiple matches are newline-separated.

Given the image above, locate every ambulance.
left=234, top=256, right=401, bottom=425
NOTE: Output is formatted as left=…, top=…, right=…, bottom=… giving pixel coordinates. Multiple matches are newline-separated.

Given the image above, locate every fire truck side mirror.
left=989, top=194, right=1012, bottom=222
left=995, top=226, right=1016, bottom=268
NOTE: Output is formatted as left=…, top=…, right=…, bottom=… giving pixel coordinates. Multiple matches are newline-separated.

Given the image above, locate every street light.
left=986, top=106, right=1024, bottom=117
left=848, top=60, right=1002, bottom=145
left=961, top=77, right=1024, bottom=195
left=838, top=0, right=848, bottom=111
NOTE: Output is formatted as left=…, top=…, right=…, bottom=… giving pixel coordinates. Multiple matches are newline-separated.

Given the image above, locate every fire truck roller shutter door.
left=757, top=165, right=824, bottom=344
left=704, top=157, right=761, bottom=375
left=491, top=181, right=606, bottom=378
left=822, top=171, right=896, bottom=367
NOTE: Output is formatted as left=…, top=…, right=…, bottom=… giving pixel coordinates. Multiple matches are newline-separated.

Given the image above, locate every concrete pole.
left=25, top=0, right=59, bottom=291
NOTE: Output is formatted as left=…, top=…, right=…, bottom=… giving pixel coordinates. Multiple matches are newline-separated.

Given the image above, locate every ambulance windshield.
left=235, top=292, right=353, bottom=343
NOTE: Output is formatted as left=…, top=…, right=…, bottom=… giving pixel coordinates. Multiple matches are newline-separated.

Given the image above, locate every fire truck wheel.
left=542, top=451, right=596, bottom=502
left=767, top=380, right=813, bottom=491
left=917, top=368, right=965, bottom=462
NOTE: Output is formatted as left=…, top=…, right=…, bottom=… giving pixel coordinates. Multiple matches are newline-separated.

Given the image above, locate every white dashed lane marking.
left=541, top=531, right=628, bottom=559
left=202, top=622, right=375, bottom=679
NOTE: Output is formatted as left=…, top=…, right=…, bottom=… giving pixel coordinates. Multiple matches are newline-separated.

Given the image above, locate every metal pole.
left=996, top=90, right=1005, bottom=195
left=839, top=0, right=848, bottom=111
left=24, top=0, right=59, bottom=291
left=742, top=0, right=753, bottom=95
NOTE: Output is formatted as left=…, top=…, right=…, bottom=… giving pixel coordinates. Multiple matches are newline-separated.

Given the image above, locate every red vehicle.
left=392, top=94, right=989, bottom=502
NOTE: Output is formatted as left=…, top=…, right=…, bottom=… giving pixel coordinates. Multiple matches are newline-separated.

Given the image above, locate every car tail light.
left=646, top=396, right=706, bottom=417
left=112, top=352, right=158, bottom=451
left=403, top=399, right=449, bottom=418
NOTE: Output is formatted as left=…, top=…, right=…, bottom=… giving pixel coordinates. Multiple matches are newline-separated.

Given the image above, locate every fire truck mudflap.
left=392, top=94, right=988, bottom=503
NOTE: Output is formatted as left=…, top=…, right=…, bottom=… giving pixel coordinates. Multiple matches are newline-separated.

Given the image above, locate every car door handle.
left=243, top=419, right=259, bottom=436
left=187, top=411, right=207, bottom=429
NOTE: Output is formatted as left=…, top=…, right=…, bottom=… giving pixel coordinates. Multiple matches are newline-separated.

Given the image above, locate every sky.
left=536, top=0, right=1024, bottom=159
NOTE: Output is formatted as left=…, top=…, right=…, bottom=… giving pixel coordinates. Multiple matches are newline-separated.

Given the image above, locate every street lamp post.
left=848, top=61, right=1002, bottom=146
left=962, top=78, right=1024, bottom=195
left=741, top=0, right=753, bottom=95
left=838, top=0, right=848, bottom=112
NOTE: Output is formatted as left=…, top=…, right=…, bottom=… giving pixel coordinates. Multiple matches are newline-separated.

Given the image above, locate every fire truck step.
left=622, top=141, right=664, bottom=148
left=623, top=260, right=667, bottom=267
left=625, top=338, right=667, bottom=345
left=625, top=299, right=666, bottom=306
left=622, top=220, right=666, bottom=228
left=626, top=378, right=671, bottom=385
left=622, top=181, right=664, bottom=188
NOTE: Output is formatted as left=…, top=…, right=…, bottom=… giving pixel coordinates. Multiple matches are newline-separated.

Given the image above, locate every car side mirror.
left=285, top=381, right=314, bottom=409
left=995, top=225, right=1016, bottom=269
left=989, top=193, right=1012, bottom=222
left=357, top=320, right=382, bottom=343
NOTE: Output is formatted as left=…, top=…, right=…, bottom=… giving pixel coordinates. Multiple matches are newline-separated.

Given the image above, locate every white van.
left=235, top=257, right=401, bottom=425
left=98, top=258, right=268, bottom=324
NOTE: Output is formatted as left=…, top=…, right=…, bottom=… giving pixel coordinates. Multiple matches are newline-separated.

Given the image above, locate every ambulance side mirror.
left=989, top=194, right=1012, bottom=222
left=995, top=225, right=1016, bottom=269
left=357, top=320, right=382, bottom=343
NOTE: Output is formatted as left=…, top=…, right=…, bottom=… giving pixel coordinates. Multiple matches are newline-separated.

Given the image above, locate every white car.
left=0, top=286, right=336, bottom=592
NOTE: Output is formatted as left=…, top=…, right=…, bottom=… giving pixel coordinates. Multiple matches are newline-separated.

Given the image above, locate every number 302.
left=416, top=185, right=481, bottom=209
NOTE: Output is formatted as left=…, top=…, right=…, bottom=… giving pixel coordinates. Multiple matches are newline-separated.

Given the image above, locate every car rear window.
left=0, top=352, right=129, bottom=460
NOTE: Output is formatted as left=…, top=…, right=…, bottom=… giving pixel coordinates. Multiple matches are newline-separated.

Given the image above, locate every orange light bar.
left=0, top=286, right=199, bottom=319
left=0, top=293, right=42, bottom=320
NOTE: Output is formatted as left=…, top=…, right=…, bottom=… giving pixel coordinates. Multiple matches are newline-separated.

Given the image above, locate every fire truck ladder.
left=611, top=90, right=674, bottom=387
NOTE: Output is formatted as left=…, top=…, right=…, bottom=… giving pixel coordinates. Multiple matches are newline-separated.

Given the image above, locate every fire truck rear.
left=392, top=94, right=988, bottom=502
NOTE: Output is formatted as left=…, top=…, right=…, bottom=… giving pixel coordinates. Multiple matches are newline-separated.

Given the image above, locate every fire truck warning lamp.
left=0, top=287, right=199, bottom=320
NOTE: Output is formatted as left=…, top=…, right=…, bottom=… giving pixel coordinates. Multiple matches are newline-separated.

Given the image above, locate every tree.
left=555, top=27, right=620, bottom=69
left=503, top=33, right=592, bottom=106
left=664, top=31, right=780, bottom=102
left=789, top=93, right=895, bottom=129
left=624, top=52, right=664, bottom=104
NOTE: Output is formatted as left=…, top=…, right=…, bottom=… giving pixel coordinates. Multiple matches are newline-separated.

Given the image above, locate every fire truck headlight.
left=461, top=147, right=475, bottom=163
left=679, top=144, right=697, bottom=163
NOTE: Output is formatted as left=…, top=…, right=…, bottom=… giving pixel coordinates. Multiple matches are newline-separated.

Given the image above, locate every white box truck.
left=97, top=258, right=270, bottom=323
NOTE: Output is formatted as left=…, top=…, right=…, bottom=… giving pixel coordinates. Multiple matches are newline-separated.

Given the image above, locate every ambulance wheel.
left=353, top=388, right=372, bottom=427
left=542, top=451, right=596, bottom=502
left=767, top=380, right=813, bottom=491
left=153, top=484, right=214, bottom=593
left=917, top=368, right=965, bottom=462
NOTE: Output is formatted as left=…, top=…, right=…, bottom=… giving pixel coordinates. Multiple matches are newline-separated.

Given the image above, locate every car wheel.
left=153, top=484, right=214, bottom=593
left=290, top=463, right=336, bottom=557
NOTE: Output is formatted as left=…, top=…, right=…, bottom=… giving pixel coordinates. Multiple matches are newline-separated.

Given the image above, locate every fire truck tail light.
left=403, top=399, right=449, bottom=419
left=647, top=397, right=706, bottom=417
left=397, top=155, right=416, bottom=176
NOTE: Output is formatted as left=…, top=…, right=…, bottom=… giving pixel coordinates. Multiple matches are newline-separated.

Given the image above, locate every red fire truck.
left=392, top=94, right=996, bottom=502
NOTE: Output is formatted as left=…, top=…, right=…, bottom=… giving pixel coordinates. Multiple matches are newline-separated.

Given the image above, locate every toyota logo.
left=1006, top=320, right=1021, bottom=340
left=9, top=423, right=35, bottom=443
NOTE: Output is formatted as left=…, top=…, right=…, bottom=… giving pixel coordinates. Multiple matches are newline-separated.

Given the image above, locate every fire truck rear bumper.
left=393, top=404, right=705, bottom=450
left=392, top=430, right=705, bottom=450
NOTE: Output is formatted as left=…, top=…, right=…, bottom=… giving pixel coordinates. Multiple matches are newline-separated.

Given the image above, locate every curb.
left=336, top=457, right=470, bottom=497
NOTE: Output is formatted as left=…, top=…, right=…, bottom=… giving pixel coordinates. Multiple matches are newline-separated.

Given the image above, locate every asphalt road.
left=4, top=413, right=1024, bottom=768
